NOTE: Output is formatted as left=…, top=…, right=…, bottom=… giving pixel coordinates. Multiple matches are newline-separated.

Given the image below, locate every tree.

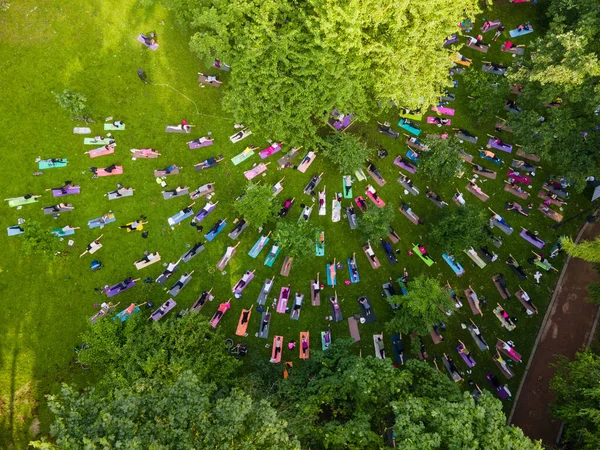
left=462, top=69, right=509, bottom=123
left=357, top=205, right=396, bottom=240
left=321, top=133, right=371, bottom=174
left=550, top=350, right=600, bottom=450
left=506, top=0, right=600, bottom=190
left=175, top=0, right=480, bottom=146
left=54, top=89, right=88, bottom=118
left=273, top=219, right=315, bottom=261
left=234, top=182, right=279, bottom=228
left=77, top=314, right=240, bottom=388
left=33, top=374, right=298, bottom=449
left=393, top=391, right=543, bottom=450
left=430, top=205, right=487, bottom=254
left=419, top=138, right=464, bottom=182
left=21, top=221, right=64, bottom=259
left=386, top=276, right=454, bottom=335
left=273, top=339, right=461, bottom=449
left=561, top=236, right=600, bottom=263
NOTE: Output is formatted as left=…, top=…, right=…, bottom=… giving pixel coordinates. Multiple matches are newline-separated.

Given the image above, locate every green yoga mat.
left=342, top=176, right=353, bottom=199
left=412, top=245, right=434, bottom=267
left=39, top=159, right=67, bottom=169
left=84, top=138, right=112, bottom=145
left=104, top=123, right=125, bottom=131
left=7, top=196, right=39, bottom=207
left=232, top=148, right=255, bottom=166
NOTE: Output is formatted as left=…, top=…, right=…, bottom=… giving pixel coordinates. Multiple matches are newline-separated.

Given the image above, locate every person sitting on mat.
left=143, top=35, right=156, bottom=46
left=360, top=297, right=372, bottom=316
left=301, top=336, right=309, bottom=356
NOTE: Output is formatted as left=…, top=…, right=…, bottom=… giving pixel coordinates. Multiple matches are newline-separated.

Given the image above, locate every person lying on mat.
left=357, top=197, right=368, bottom=210
left=208, top=219, right=224, bottom=235
left=349, top=256, right=358, bottom=279
left=80, top=235, right=103, bottom=257
left=171, top=272, right=190, bottom=289
left=240, top=308, right=251, bottom=325
left=60, top=181, right=75, bottom=194
left=261, top=311, right=271, bottom=333
left=271, top=336, right=282, bottom=361
left=330, top=296, right=341, bottom=311
left=301, top=336, right=309, bottom=356
left=468, top=181, right=484, bottom=195
left=211, top=307, right=226, bottom=323
left=473, top=164, right=493, bottom=174
left=507, top=181, right=524, bottom=193
left=524, top=229, right=542, bottom=242
left=365, top=240, right=377, bottom=261
left=117, top=277, right=134, bottom=290
left=187, top=136, right=210, bottom=146
left=312, top=279, right=321, bottom=295
left=445, top=354, right=459, bottom=374
left=196, top=156, right=224, bottom=169
left=398, top=174, right=414, bottom=188
left=376, top=336, right=385, bottom=358
left=119, top=220, right=146, bottom=231
left=517, top=22, right=531, bottom=32
left=492, top=25, right=505, bottom=41
left=143, top=35, right=157, bottom=46
left=360, top=297, right=372, bottom=316
left=430, top=117, right=450, bottom=126
left=366, top=185, right=379, bottom=199
left=291, top=301, right=302, bottom=319
left=50, top=203, right=73, bottom=212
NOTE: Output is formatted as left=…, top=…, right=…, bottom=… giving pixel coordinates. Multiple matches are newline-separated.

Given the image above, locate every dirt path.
left=509, top=219, right=600, bottom=448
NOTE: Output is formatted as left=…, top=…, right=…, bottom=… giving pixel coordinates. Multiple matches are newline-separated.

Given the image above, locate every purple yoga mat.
left=457, top=345, right=476, bottom=368
left=137, top=34, right=158, bottom=50
left=188, top=139, right=213, bottom=150
left=487, top=138, right=513, bottom=153
left=104, top=280, right=136, bottom=297
left=519, top=229, right=545, bottom=249
left=52, top=186, right=80, bottom=197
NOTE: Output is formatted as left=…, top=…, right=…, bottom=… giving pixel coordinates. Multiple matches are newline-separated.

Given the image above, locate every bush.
left=54, top=89, right=88, bottom=118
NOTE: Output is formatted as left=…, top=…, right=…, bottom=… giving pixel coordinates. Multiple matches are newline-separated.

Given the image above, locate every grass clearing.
left=0, top=1, right=587, bottom=447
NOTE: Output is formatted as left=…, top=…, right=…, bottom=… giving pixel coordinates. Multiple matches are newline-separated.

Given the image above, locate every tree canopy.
left=561, top=236, right=600, bottom=263
left=507, top=0, right=600, bottom=190
left=170, top=0, right=480, bottom=145
left=550, top=350, right=600, bottom=450
left=386, top=275, right=454, bottom=335
left=462, top=69, right=509, bottom=124
left=234, top=182, right=279, bottom=228
left=321, top=133, right=372, bottom=174
left=357, top=205, right=396, bottom=241
left=430, top=205, right=487, bottom=254
left=419, top=138, right=465, bottom=182
left=273, top=219, right=315, bottom=261
left=393, top=392, right=543, bottom=450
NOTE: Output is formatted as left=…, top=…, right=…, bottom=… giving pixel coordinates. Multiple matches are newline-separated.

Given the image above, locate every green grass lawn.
left=0, top=0, right=587, bottom=447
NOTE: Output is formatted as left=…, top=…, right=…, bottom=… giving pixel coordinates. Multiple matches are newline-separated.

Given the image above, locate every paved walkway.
left=509, top=219, right=600, bottom=448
